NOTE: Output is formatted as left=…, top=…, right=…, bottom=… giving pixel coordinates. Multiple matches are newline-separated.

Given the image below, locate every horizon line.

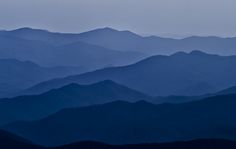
left=1, top=26, right=236, bottom=40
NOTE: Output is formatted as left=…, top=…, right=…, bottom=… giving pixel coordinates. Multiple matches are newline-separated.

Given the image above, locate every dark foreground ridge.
left=54, top=139, right=236, bottom=149
left=4, top=94, right=236, bottom=146
left=1, top=136, right=236, bottom=149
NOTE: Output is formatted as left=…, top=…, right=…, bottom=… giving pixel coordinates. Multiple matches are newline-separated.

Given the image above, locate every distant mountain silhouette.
left=0, top=33, right=146, bottom=69
left=2, top=130, right=236, bottom=149
left=152, top=84, right=236, bottom=104
left=78, top=29, right=236, bottom=55
left=4, top=94, right=236, bottom=146
left=0, top=80, right=150, bottom=126
left=24, top=51, right=236, bottom=96
left=0, top=59, right=87, bottom=98
left=0, top=34, right=54, bottom=64
left=0, top=130, right=42, bottom=149
left=0, top=27, right=89, bottom=46
left=54, top=41, right=146, bottom=69
left=1, top=132, right=236, bottom=149
left=2, top=27, right=236, bottom=55
left=74, top=27, right=146, bottom=52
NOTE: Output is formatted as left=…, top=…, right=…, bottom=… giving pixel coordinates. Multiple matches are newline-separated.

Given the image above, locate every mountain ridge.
left=0, top=31, right=146, bottom=69
left=0, top=58, right=87, bottom=98
left=23, top=51, right=236, bottom=96
left=0, top=130, right=236, bottom=149
left=0, top=80, right=151, bottom=126
left=4, top=93, right=236, bottom=146
left=3, top=27, right=236, bottom=55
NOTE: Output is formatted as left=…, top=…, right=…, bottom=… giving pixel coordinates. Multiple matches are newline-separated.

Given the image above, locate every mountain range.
left=23, top=51, right=236, bottom=96
left=3, top=27, right=236, bottom=97
left=2, top=27, right=236, bottom=148
left=0, top=80, right=150, bottom=126
left=0, top=59, right=87, bottom=98
left=2, top=27, right=236, bottom=56
left=0, top=29, right=146, bottom=69
left=0, top=130, right=236, bottom=149
left=3, top=93, right=236, bottom=146
left=0, top=130, right=42, bottom=149
left=2, top=77, right=235, bottom=126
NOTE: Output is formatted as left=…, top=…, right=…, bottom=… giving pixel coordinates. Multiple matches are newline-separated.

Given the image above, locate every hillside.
left=24, top=51, right=236, bottom=96
left=4, top=94, right=236, bottom=146
left=0, top=80, right=150, bottom=126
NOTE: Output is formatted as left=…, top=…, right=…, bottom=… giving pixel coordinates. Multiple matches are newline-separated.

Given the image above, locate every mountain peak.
left=171, top=50, right=208, bottom=57
left=61, top=83, right=81, bottom=88
left=135, top=100, right=154, bottom=106
left=101, top=27, right=118, bottom=31
left=10, top=27, right=49, bottom=33
left=189, top=50, right=208, bottom=55
left=92, top=80, right=118, bottom=86
left=171, top=51, right=188, bottom=57
left=58, top=80, right=119, bottom=90
left=79, top=27, right=142, bottom=39
left=89, top=27, right=119, bottom=33
left=190, top=50, right=221, bottom=57
left=13, top=27, right=34, bottom=31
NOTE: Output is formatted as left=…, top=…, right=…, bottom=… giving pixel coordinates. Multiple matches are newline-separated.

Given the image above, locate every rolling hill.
left=24, top=51, right=236, bottom=96
left=0, top=59, right=86, bottom=98
left=0, top=33, right=146, bottom=69
left=0, top=130, right=42, bottom=149
left=4, top=94, right=236, bottom=146
left=0, top=132, right=236, bottom=149
left=3, top=27, right=236, bottom=55
left=0, top=80, right=150, bottom=126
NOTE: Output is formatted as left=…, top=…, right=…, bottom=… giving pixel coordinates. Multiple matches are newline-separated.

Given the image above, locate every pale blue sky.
left=0, top=0, right=236, bottom=37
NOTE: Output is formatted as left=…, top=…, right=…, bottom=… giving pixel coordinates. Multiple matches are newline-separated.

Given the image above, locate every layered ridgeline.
left=0, top=130, right=236, bottom=149
left=0, top=31, right=146, bottom=69
left=3, top=27, right=236, bottom=97
left=0, top=80, right=150, bottom=126
left=0, top=130, right=42, bottom=149
left=2, top=27, right=236, bottom=55
left=24, top=51, right=236, bottom=96
left=0, top=59, right=87, bottom=98
left=3, top=94, right=236, bottom=146
left=1, top=77, right=235, bottom=126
